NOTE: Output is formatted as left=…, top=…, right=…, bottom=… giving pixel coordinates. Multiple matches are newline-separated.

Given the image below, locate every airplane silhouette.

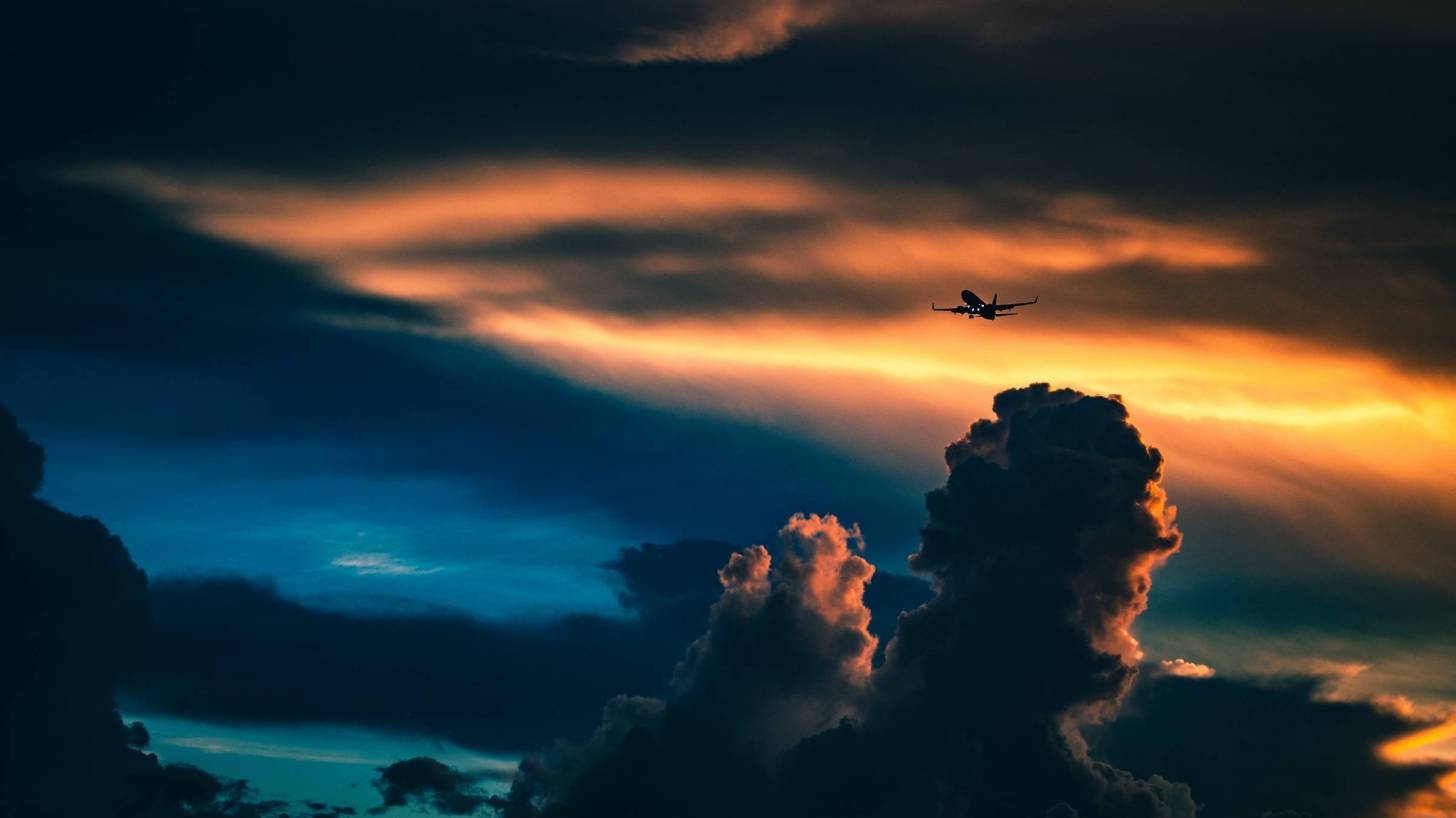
left=932, top=289, right=1038, bottom=320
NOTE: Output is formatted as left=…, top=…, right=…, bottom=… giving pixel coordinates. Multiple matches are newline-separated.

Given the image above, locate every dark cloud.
left=496, top=385, right=1196, bottom=817
left=1094, top=673, right=1450, bottom=818
left=0, top=404, right=385, bottom=817
left=0, top=175, right=435, bottom=364
left=1, top=404, right=150, bottom=816
left=8, top=0, right=1452, bottom=204
left=126, top=576, right=677, bottom=754
left=370, top=758, right=493, bottom=816
left=124, top=539, right=929, bottom=754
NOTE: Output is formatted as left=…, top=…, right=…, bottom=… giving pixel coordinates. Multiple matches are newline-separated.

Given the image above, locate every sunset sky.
left=4, top=2, right=1455, bottom=816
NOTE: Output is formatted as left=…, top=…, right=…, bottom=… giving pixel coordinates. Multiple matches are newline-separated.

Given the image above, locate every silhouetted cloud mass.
left=1096, top=674, right=1450, bottom=818
left=370, top=758, right=493, bottom=816
left=1, top=403, right=151, bottom=815
left=493, top=384, right=1195, bottom=817
left=0, top=404, right=345, bottom=817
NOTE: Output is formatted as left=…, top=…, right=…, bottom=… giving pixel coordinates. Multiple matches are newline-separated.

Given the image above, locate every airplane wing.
left=993, top=296, right=1038, bottom=310
left=931, top=303, right=969, bottom=312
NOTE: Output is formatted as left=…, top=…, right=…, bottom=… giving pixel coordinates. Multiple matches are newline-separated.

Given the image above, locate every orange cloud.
left=617, top=0, right=834, bottom=63
left=83, top=162, right=829, bottom=258
left=81, top=161, right=1258, bottom=284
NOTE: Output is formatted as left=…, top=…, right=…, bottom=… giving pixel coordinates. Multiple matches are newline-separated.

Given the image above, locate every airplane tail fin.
left=993, top=293, right=998, bottom=305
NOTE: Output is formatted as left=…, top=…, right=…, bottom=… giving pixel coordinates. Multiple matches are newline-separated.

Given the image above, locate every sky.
left=3, top=1, right=1455, bottom=816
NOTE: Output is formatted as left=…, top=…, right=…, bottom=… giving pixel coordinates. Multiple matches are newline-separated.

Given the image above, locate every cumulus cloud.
left=495, top=514, right=877, bottom=816
left=809, top=382, right=1190, bottom=816
left=495, top=384, right=1194, bottom=817
left=1156, top=658, right=1215, bottom=678
left=488, top=384, right=1456, bottom=817
left=669, top=514, right=877, bottom=752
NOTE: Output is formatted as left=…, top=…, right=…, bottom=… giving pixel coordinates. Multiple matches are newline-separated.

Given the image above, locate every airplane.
left=932, top=289, right=1038, bottom=320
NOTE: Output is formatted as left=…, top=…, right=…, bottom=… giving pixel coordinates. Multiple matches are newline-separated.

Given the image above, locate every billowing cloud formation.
left=670, top=514, right=876, bottom=752
left=799, top=383, right=1189, bottom=816
left=489, top=385, right=1456, bottom=816
left=494, top=514, right=879, bottom=816
left=495, top=385, right=1192, bottom=816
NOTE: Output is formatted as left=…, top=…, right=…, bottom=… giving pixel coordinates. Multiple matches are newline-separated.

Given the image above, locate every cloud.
left=1156, top=659, right=1215, bottom=679
left=125, top=530, right=928, bottom=753
left=119, top=535, right=929, bottom=758
left=669, top=514, right=877, bottom=752
left=1095, top=674, right=1452, bottom=818
left=496, top=385, right=1194, bottom=816
left=497, top=515, right=883, bottom=817
left=163, top=736, right=378, bottom=766
left=490, top=384, right=1456, bottom=817
left=331, top=552, right=441, bottom=576
left=0, top=404, right=346, bottom=817
left=0, top=179, right=930, bottom=551
left=1, top=403, right=150, bottom=816
left=126, top=576, right=678, bottom=754
left=604, top=0, right=836, bottom=63
left=370, top=757, right=493, bottom=815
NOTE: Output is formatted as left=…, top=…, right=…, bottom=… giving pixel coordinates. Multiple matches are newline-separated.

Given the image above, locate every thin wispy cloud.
left=163, top=736, right=379, bottom=765
left=330, top=552, right=441, bottom=576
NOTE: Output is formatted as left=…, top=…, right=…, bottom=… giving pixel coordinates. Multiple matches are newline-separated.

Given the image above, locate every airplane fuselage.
left=931, top=289, right=1037, bottom=321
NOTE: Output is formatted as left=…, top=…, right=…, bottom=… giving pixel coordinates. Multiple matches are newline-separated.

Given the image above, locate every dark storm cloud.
left=0, top=405, right=328, bottom=818
left=125, top=539, right=928, bottom=754
left=494, top=385, right=1198, bottom=817
left=1094, top=674, right=1450, bottom=818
